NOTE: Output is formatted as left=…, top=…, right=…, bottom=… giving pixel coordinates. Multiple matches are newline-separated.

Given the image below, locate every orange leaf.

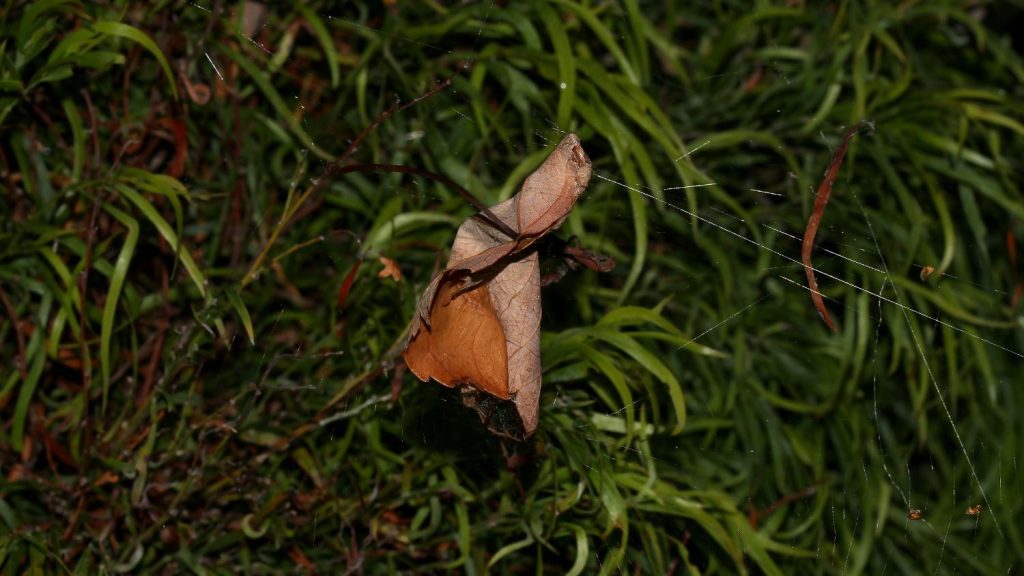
left=403, top=134, right=591, bottom=439
left=403, top=280, right=509, bottom=399
left=288, top=545, right=317, bottom=574
left=94, top=470, right=120, bottom=488
left=377, top=256, right=403, bottom=282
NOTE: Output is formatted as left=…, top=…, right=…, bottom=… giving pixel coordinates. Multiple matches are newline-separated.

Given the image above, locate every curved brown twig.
left=332, top=163, right=517, bottom=240
left=802, top=120, right=874, bottom=332
left=242, top=67, right=474, bottom=287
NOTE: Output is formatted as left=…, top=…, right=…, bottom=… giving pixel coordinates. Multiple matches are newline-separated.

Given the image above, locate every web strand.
left=593, top=172, right=1024, bottom=361
left=854, top=194, right=1005, bottom=541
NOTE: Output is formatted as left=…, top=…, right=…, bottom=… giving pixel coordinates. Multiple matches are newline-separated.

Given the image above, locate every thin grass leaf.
left=225, top=287, right=255, bottom=346
left=486, top=531, right=534, bottom=569
left=9, top=328, right=46, bottom=451
left=564, top=524, right=589, bottom=576
left=538, top=4, right=576, bottom=128
left=585, top=328, right=686, bottom=433
left=98, top=203, right=139, bottom=413
left=60, top=97, right=84, bottom=182
left=555, top=0, right=639, bottom=85
left=580, top=346, right=635, bottom=444
left=295, top=5, right=340, bottom=88
left=800, top=82, right=842, bottom=135
left=113, top=183, right=207, bottom=299
left=224, top=46, right=333, bottom=161
left=90, top=21, right=178, bottom=100
left=117, top=168, right=188, bottom=281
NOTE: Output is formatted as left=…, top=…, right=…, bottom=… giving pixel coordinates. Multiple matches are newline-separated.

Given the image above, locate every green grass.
left=1, top=1, right=1023, bottom=573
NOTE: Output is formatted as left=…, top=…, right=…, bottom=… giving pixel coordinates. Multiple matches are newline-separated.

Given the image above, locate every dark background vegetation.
left=2, top=1, right=1023, bottom=573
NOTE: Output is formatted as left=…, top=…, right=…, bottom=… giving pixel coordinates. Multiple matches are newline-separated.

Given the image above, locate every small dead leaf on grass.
left=403, top=134, right=594, bottom=440
left=378, top=256, right=402, bottom=282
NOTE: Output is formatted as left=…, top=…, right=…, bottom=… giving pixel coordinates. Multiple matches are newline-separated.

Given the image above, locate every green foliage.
left=1, top=0, right=1022, bottom=573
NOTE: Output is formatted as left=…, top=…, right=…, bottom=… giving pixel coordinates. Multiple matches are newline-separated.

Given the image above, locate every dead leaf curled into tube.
left=403, top=134, right=592, bottom=440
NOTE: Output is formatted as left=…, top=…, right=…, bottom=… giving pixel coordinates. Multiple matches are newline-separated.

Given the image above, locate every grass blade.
left=91, top=21, right=178, bottom=100
left=114, top=183, right=207, bottom=299
left=98, top=203, right=139, bottom=413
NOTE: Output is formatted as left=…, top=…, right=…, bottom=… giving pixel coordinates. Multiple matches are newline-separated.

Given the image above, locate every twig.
left=334, top=74, right=457, bottom=165
left=242, top=68, right=467, bottom=287
left=331, top=163, right=517, bottom=239
left=747, top=479, right=826, bottom=529
left=802, top=121, right=874, bottom=332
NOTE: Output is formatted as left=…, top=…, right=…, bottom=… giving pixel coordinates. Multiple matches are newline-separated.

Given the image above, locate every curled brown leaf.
left=403, top=134, right=592, bottom=439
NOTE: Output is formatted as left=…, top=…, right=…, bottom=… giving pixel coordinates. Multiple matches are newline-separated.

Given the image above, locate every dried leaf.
left=403, top=134, right=592, bottom=439
left=378, top=256, right=403, bottom=282
left=802, top=121, right=873, bottom=332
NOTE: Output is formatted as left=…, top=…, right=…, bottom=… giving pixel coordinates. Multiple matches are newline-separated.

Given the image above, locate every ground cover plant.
left=1, top=1, right=1023, bottom=573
